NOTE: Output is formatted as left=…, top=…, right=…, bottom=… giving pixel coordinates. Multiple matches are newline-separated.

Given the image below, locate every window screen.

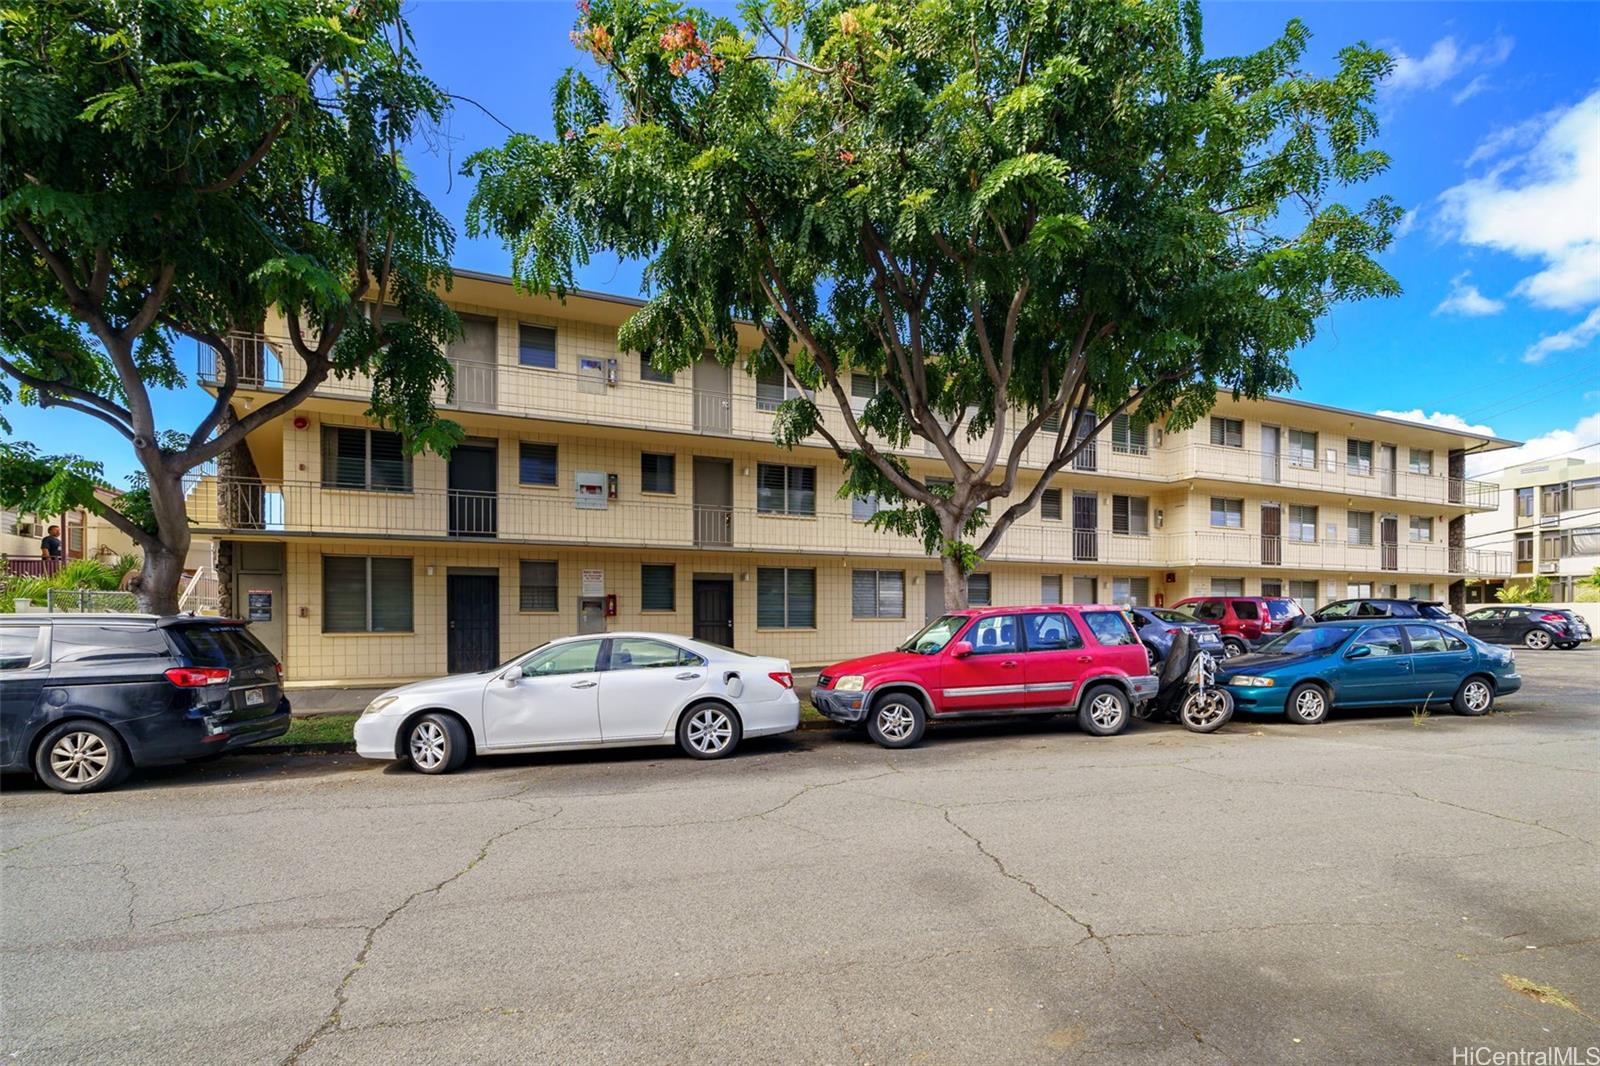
left=641, top=453, right=676, bottom=494
left=518, top=324, right=556, bottom=369
left=1041, top=489, right=1062, bottom=520
left=323, top=557, right=412, bottom=632
left=519, top=560, right=558, bottom=612
left=851, top=570, right=905, bottom=619
left=967, top=573, right=992, bottom=606
left=1112, top=496, right=1148, bottom=536
left=641, top=564, right=675, bottom=611
left=519, top=442, right=558, bottom=486
left=756, top=464, right=815, bottom=516
left=1209, top=417, right=1243, bottom=448
left=1040, top=575, right=1063, bottom=604
left=1209, top=498, right=1243, bottom=528
left=1347, top=511, right=1374, bottom=546
left=757, top=568, right=815, bottom=628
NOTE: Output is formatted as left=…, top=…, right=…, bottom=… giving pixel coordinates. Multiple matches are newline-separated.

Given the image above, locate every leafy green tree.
left=467, top=0, right=1400, bottom=607
left=1, top=0, right=460, bottom=612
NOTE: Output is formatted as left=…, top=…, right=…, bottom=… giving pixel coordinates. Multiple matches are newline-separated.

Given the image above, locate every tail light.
left=1166, top=628, right=1182, bottom=637
left=166, top=666, right=231, bottom=687
left=1540, top=613, right=1566, bottom=623
left=275, top=662, right=284, bottom=681
left=768, top=671, right=794, bottom=689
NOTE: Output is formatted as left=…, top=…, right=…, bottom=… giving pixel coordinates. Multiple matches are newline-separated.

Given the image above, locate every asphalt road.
left=3, top=649, right=1597, bottom=1065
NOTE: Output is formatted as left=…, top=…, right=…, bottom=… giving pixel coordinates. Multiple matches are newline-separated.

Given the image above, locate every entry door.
left=693, top=358, right=732, bottom=434
left=924, top=571, right=944, bottom=623
left=447, top=572, right=500, bottom=673
left=1071, top=576, right=1098, bottom=604
left=1379, top=444, right=1397, bottom=497
left=236, top=571, right=285, bottom=663
left=448, top=442, right=497, bottom=537
left=1072, top=493, right=1098, bottom=561
left=451, top=313, right=498, bottom=408
left=1071, top=421, right=1097, bottom=471
left=693, top=458, right=733, bottom=546
left=693, top=578, right=734, bottom=646
left=1380, top=515, right=1399, bottom=571
left=1261, top=426, right=1281, bottom=484
left=1260, top=504, right=1282, bottom=566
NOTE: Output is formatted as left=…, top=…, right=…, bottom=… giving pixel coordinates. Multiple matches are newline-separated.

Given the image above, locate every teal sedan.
left=1217, top=619, right=1521, bottom=725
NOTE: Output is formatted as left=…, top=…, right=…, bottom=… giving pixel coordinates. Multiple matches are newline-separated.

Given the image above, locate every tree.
left=1495, top=575, right=1550, bottom=604
left=1, top=0, right=461, bottom=612
left=466, top=0, right=1400, bottom=607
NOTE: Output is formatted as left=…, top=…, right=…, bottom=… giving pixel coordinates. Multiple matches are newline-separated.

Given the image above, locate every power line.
left=1469, top=441, right=1600, bottom=480
left=1458, top=364, right=1600, bottom=422
left=1465, top=506, right=1600, bottom=541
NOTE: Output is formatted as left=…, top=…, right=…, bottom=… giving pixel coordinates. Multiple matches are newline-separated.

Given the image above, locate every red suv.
left=1170, top=596, right=1305, bottom=658
left=812, top=606, right=1158, bottom=748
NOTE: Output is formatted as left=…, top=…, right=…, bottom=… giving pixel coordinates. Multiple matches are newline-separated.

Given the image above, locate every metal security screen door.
left=448, top=442, right=497, bottom=537
left=693, top=577, right=734, bottom=646
left=1260, top=504, right=1282, bottom=566
left=447, top=572, right=500, bottom=673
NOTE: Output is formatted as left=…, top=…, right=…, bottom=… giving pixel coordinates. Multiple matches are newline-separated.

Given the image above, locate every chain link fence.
left=45, top=589, right=140, bottom=613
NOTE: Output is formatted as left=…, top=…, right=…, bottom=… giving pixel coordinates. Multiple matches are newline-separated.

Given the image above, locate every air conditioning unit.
left=18, top=521, right=40, bottom=537
left=1538, top=561, right=1558, bottom=573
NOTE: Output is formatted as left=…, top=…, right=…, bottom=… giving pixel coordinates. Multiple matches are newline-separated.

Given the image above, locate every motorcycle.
left=1136, top=629, right=1235, bottom=733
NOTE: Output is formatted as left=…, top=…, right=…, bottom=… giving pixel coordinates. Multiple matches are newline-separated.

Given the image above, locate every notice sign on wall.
left=581, top=569, right=605, bottom=597
left=247, top=589, right=273, bottom=622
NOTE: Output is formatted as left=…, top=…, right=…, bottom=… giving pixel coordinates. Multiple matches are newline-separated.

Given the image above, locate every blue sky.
left=5, top=0, right=1598, bottom=482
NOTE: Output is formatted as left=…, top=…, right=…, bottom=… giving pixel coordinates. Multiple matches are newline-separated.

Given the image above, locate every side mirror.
left=501, top=666, right=523, bottom=686
left=1345, top=644, right=1371, bottom=660
left=951, top=641, right=974, bottom=659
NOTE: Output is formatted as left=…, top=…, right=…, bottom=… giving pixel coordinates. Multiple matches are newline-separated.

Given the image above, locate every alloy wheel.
left=1525, top=629, right=1551, bottom=650
left=1182, top=690, right=1230, bottom=729
left=410, top=720, right=447, bottom=770
left=1463, top=680, right=1492, bottom=713
left=686, top=707, right=734, bottom=755
left=1087, top=692, right=1125, bottom=730
left=1293, top=688, right=1325, bottom=722
left=49, top=731, right=111, bottom=786
left=875, top=704, right=916, bottom=742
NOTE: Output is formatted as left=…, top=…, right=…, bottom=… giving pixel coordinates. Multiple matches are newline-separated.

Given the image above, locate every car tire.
left=1077, top=685, right=1131, bottom=736
left=1221, top=637, right=1248, bottom=659
left=405, top=713, right=470, bottom=775
left=866, top=693, right=926, bottom=749
left=33, top=720, right=131, bottom=794
left=1142, top=643, right=1164, bottom=668
left=1555, top=642, right=1578, bottom=651
left=1178, top=688, right=1235, bottom=733
left=1452, top=676, right=1495, bottom=716
left=1522, top=628, right=1553, bottom=650
left=677, top=702, right=743, bottom=759
left=1284, top=682, right=1330, bottom=725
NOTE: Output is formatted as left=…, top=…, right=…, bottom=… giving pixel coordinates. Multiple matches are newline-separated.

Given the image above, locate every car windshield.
left=1256, top=627, right=1352, bottom=655
left=1149, top=609, right=1194, bottom=624
left=898, top=614, right=968, bottom=655
left=1316, top=601, right=1356, bottom=619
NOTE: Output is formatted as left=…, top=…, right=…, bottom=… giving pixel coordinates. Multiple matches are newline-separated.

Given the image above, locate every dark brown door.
left=448, top=442, right=497, bottom=537
left=447, top=573, right=499, bottom=673
left=693, top=457, right=733, bottom=546
left=693, top=578, right=734, bottom=646
left=1260, top=504, right=1281, bottom=565
left=1380, top=515, right=1399, bottom=571
left=1072, top=492, right=1098, bottom=561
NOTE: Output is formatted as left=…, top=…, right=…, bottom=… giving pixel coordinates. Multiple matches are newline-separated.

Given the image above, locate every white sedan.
left=354, top=632, right=801, bottom=774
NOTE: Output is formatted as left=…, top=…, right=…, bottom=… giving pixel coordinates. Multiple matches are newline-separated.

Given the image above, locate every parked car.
left=1217, top=620, right=1519, bottom=724
left=1313, top=598, right=1466, bottom=630
left=1546, top=609, right=1594, bottom=647
left=812, top=605, right=1159, bottom=748
left=1463, top=605, right=1589, bottom=650
left=1169, top=596, right=1306, bottom=657
left=0, top=614, right=290, bottom=793
left=1128, top=606, right=1224, bottom=665
left=354, top=632, right=798, bottom=774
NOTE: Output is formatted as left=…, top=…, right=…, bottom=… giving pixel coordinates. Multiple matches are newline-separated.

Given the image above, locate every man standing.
left=39, top=524, right=63, bottom=561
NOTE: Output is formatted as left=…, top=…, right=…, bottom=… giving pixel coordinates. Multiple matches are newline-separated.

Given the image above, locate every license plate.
left=244, top=688, right=265, bottom=707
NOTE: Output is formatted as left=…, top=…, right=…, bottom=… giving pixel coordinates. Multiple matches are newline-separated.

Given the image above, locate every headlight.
left=833, top=675, right=866, bottom=693
left=361, top=695, right=399, bottom=717
left=1228, top=676, right=1276, bottom=687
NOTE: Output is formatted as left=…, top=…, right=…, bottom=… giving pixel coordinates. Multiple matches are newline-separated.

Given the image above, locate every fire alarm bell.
left=607, top=473, right=619, bottom=500
left=604, top=594, right=617, bottom=617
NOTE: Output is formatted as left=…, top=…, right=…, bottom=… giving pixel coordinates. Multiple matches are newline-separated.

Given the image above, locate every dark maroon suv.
left=1170, top=596, right=1305, bottom=657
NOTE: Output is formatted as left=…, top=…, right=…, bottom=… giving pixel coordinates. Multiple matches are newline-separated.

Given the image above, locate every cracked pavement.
left=2, top=649, right=1596, bottom=1064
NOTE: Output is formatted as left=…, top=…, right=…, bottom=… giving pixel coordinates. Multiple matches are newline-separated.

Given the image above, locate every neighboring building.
left=1466, top=457, right=1600, bottom=603
left=190, top=269, right=1515, bottom=683
left=3, top=487, right=213, bottom=572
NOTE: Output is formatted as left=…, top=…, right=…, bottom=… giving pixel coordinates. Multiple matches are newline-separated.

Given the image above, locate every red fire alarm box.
left=1154, top=592, right=1165, bottom=608
left=605, top=594, right=617, bottom=617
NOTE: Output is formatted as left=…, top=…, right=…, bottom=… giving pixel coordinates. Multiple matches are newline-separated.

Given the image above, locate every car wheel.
left=1221, top=638, right=1247, bottom=659
left=1285, top=682, right=1330, bottom=725
left=1078, top=686, right=1130, bottom=736
left=677, top=702, right=743, bottom=759
left=406, top=713, right=470, bottom=775
left=1555, top=642, right=1578, bottom=651
left=1452, top=676, right=1495, bottom=716
left=866, top=693, right=926, bottom=749
left=1142, top=643, right=1164, bottom=668
left=1178, top=688, right=1235, bottom=733
left=1522, top=628, right=1552, bottom=650
left=33, top=721, right=130, bottom=794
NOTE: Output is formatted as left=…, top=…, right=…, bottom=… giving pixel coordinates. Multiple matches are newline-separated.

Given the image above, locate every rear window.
left=51, top=624, right=171, bottom=664
left=1231, top=600, right=1260, bottom=620
left=1419, top=604, right=1453, bottom=620
left=1264, top=600, right=1293, bottom=620
left=172, top=624, right=271, bottom=666
left=1080, top=611, right=1136, bottom=646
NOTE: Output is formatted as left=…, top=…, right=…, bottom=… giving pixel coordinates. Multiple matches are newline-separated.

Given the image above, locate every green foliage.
left=0, top=441, right=105, bottom=519
left=467, top=0, right=1400, bottom=594
left=1495, top=576, right=1551, bottom=604
left=0, top=556, right=137, bottom=613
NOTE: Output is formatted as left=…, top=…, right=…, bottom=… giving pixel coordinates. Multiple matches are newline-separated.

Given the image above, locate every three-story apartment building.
left=190, top=269, right=1514, bottom=684
left=1467, top=457, right=1599, bottom=602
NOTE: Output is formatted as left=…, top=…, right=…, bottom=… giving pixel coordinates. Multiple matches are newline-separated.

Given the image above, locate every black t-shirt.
left=40, top=535, right=62, bottom=559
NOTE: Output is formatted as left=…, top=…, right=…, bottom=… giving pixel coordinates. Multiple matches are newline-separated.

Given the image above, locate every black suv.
left=1464, top=605, right=1589, bottom=650
left=0, top=615, right=290, bottom=793
left=1313, top=599, right=1466, bottom=630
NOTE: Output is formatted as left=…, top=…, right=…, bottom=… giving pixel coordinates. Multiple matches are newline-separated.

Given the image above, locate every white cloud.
left=1439, top=89, right=1600, bottom=311
left=1464, top=411, right=1600, bottom=477
left=1522, top=307, right=1600, bottom=364
left=1385, top=34, right=1513, bottom=96
left=1393, top=204, right=1421, bottom=239
left=1452, top=74, right=1491, bottom=106
left=1433, top=272, right=1505, bottom=316
left=1376, top=408, right=1499, bottom=438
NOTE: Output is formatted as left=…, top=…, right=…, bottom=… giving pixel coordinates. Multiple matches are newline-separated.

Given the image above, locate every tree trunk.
left=939, top=507, right=968, bottom=611
left=133, top=547, right=186, bottom=615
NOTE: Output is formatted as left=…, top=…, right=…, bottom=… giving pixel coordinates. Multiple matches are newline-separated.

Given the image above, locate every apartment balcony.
left=1175, top=531, right=1470, bottom=576
left=1174, top=444, right=1500, bottom=510
left=1463, top=549, right=1512, bottom=578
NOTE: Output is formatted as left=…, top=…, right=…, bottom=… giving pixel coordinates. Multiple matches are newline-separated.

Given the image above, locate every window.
left=1040, top=575, right=1063, bottom=604
left=1287, top=505, right=1318, bottom=543
left=1352, top=624, right=1404, bottom=657
left=1514, top=531, right=1533, bottom=568
left=1551, top=576, right=1576, bottom=600
left=519, top=442, right=558, bottom=487
left=0, top=625, right=42, bottom=670
left=1082, top=611, right=1137, bottom=646
left=609, top=637, right=701, bottom=669
left=1212, top=578, right=1244, bottom=596
left=522, top=640, right=601, bottom=677
left=756, top=367, right=812, bottom=411
left=852, top=494, right=888, bottom=521
left=1023, top=613, right=1081, bottom=651
left=849, top=373, right=878, bottom=408
left=1041, top=489, right=1063, bottom=521
left=641, top=453, right=676, bottom=494
left=1191, top=600, right=1227, bottom=621
left=1540, top=528, right=1564, bottom=559
left=518, top=324, right=556, bottom=369
left=49, top=624, right=171, bottom=663
left=1042, top=411, right=1061, bottom=434
left=1209, top=497, right=1243, bottom=528
left=1112, top=495, right=1149, bottom=536
left=1289, top=579, right=1319, bottom=612
left=1111, top=414, right=1148, bottom=455
left=757, top=568, right=815, bottom=628
left=1572, top=478, right=1600, bottom=510
left=1409, top=516, right=1433, bottom=543
left=1347, top=511, right=1374, bottom=547
left=968, top=573, right=992, bottom=606
left=323, top=556, right=412, bottom=632
left=321, top=427, right=411, bottom=492
left=1110, top=576, right=1149, bottom=605
left=1346, top=581, right=1374, bottom=598
left=1409, top=583, right=1434, bottom=601
left=1288, top=430, right=1318, bottom=469
left=519, top=560, right=558, bottom=612
left=1569, top=527, right=1600, bottom=556
left=641, top=564, right=675, bottom=611
left=1261, top=579, right=1282, bottom=598
left=1406, top=625, right=1459, bottom=655
left=1209, top=417, right=1243, bottom=449
left=640, top=353, right=674, bottom=383
left=852, top=570, right=905, bottom=619
left=756, top=464, right=816, bottom=516
left=1515, top=487, right=1534, bottom=517
left=966, top=615, right=1019, bottom=653
left=1541, top=482, right=1571, bottom=514
left=1408, top=448, right=1433, bottom=475
left=1347, top=438, right=1373, bottom=476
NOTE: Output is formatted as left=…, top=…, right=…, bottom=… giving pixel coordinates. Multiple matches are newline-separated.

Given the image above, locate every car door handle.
left=1076, top=655, right=1093, bottom=663
left=675, top=672, right=702, bottom=680
left=570, top=679, right=597, bottom=689
left=999, top=659, right=1018, bottom=669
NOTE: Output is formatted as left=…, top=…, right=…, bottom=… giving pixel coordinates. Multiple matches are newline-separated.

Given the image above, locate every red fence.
left=3, top=558, right=67, bottom=579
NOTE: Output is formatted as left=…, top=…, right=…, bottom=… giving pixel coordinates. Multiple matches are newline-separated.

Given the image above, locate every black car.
left=1463, top=605, right=1588, bottom=650
left=1313, top=598, right=1466, bottom=630
left=0, top=614, right=290, bottom=793
left=1128, top=607, right=1224, bottom=664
